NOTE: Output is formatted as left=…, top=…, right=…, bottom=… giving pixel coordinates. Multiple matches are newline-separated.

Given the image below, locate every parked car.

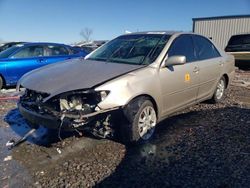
left=80, top=45, right=98, bottom=53
left=0, top=42, right=26, bottom=52
left=74, top=40, right=108, bottom=53
left=17, top=32, right=235, bottom=143
left=0, top=42, right=87, bottom=89
left=225, top=33, right=250, bottom=67
left=71, top=46, right=90, bottom=55
left=72, top=44, right=98, bottom=54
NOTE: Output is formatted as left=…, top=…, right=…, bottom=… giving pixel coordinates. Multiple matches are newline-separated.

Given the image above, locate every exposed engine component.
left=60, top=96, right=84, bottom=111
left=59, top=95, right=95, bottom=122
left=19, top=89, right=118, bottom=139
left=90, top=114, right=114, bottom=138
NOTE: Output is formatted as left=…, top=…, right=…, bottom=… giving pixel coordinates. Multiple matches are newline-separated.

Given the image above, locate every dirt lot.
left=0, top=69, right=250, bottom=188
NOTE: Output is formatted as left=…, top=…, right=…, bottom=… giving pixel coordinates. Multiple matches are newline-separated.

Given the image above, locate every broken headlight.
left=58, top=90, right=110, bottom=112
left=99, top=90, right=110, bottom=101
left=60, top=96, right=83, bottom=111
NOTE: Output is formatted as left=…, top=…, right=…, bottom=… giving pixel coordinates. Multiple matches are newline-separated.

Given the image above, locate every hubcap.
left=215, top=79, right=225, bottom=99
left=138, top=106, right=157, bottom=140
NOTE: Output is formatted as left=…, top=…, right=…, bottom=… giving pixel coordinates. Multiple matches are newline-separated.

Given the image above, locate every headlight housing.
left=56, top=89, right=110, bottom=112
left=99, top=90, right=110, bottom=101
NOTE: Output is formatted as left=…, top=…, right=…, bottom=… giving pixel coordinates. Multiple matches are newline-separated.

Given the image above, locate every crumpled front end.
left=18, top=88, right=121, bottom=138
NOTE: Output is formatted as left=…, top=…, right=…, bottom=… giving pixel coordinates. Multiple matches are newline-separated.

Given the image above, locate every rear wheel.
left=211, top=76, right=226, bottom=103
left=121, top=97, right=157, bottom=144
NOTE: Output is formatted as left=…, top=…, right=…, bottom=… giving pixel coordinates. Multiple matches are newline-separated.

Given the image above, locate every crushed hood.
left=19, top=58, right=144, bottom=97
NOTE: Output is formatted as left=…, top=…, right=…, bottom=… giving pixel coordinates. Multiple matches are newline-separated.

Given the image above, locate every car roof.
left=123, top=31, right=183, bottom=36
left=1, top=41, right=25, bottom=45
left=19, top=42, right=69, bottom=47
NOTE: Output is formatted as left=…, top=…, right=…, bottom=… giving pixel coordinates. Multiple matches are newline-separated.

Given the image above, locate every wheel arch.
left=126, top=94, right=159, bottom=117
left=222, top=73, right=229, bottom=88
left=0, top=73, right=6, bottom=88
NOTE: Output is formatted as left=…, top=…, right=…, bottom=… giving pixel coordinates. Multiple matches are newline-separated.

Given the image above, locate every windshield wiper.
left=106, top=42, right=130, bottom=62
left=88, top=57, right=107, bottom=61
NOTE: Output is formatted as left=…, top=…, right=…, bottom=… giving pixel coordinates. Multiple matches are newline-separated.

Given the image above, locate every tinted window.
left=12, top=45, right=44, bottom=58
left=71, top=46, right=85, bottom=54
left=228, top=34, right=250, bottom=45
left=44, top=45, right=69, bottom=56
left=193, top=35, right=220, bottom=60
left=81, top=46, right=96, bottom=53
left=167, top=35, right=196, bottom=62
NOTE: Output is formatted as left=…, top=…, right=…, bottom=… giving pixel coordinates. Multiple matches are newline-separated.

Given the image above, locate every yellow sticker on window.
left=185, top=73, right=190, bottom=82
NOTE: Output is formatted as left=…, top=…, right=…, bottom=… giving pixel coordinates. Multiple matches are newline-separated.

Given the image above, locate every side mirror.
left=164, top=55, right=186, bottom=67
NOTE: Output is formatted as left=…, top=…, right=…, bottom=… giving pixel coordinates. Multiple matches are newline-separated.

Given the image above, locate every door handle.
left=219, top=61, right=224, bottom=66
left=193, top=66, right=200, bottom=73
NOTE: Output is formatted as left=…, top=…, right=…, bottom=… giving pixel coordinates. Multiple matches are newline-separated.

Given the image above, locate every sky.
left=0, top=0, right=249, bottom=44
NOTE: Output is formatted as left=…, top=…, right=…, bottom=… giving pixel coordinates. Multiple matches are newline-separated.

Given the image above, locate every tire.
left=120, top=97, right=157, bottom=144
left=0, top=76, right=3, bottom=90
left=210, top=76, right=226, bottom=103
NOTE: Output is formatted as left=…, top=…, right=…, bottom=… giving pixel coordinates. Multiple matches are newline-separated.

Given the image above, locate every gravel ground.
left=0, top=70, right=249, bottom=188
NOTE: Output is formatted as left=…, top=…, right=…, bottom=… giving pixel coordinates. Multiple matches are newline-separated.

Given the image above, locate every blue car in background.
left=0, top=42, right=87, bottom=89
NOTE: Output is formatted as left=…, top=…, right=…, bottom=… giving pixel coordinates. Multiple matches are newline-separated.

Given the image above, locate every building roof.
left=193, top=14, right=250, bottom=21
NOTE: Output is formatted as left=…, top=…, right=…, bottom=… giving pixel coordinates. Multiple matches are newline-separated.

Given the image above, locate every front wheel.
left=210, top=76, right=226, bottom=103
left=120, top=97, right=157, bottom=144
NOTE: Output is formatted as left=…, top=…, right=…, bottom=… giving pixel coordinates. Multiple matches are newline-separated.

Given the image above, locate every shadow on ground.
left=236, top=62, right=250, bottom=71
left=96, top=106, right=250, bottom=187
left=4, top=109, right=82, bottom=147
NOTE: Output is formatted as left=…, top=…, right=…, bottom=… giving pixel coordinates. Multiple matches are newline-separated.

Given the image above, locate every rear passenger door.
left=159, top=34, right=200, bottom=115
left=192, top=35, right=222, bottom=100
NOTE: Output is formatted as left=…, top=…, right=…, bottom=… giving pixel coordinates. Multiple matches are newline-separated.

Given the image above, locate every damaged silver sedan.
left=17, top=31, right=235, bottom=143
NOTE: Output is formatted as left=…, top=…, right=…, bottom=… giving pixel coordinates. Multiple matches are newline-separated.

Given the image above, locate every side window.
left=167, top=35, right=196, bottom=62
left=12, top=46, right=44, bottom=58
left=193, top=35, right=221, bottom=60
left=45, top=45, right=69, bottom=56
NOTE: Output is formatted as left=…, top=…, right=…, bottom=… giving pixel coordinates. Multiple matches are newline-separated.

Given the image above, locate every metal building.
left=193, top=15, right=250, bottom=49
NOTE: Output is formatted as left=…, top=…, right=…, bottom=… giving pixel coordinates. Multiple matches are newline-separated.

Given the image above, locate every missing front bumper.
left=18, top=102, right=120, bottom=130
left=18, top=102, right=72, bottom=129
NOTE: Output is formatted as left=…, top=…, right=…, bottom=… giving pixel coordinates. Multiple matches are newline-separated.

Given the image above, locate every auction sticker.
left=185, top=73, right=190, bottom=82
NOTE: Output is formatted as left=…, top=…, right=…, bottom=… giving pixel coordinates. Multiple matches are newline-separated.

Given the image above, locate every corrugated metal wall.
left=193, top=17, right=250, bottom=49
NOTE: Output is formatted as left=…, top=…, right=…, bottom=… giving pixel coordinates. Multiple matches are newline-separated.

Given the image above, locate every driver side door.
left=5, top=45, right=45, bottom=85
left=159, top=34, right=200, bottom=116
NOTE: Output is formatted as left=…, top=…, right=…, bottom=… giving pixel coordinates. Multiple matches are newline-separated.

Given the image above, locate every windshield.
left=228, top=34, right=250, bottom=46
left=87, top=34, right=170, bottom=65
left=0, top=46, right=20, bottom=59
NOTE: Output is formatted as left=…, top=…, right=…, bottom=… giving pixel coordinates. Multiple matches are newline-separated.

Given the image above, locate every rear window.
left=228, top=34, right=250, bottom=46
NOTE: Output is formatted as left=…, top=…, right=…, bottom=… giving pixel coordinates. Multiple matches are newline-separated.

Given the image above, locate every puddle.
left=0, top=104, right=104, bottom=187
left=0, top=111, right=34, bottom=187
